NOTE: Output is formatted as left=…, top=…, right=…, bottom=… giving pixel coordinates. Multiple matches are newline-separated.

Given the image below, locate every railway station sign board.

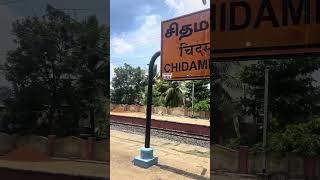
left=211, top=0, right=320, bottom=59
left=161, top=9, right=210, bottom=80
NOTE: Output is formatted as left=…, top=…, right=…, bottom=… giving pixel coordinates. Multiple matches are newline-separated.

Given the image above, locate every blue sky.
left=110, top=0, right=210, bottom=81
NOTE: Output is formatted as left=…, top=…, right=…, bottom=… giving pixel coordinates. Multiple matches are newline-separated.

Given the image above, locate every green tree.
left=142, top=79, right=167, bottom=106
left=74, top=16, right=109, bottom=136
left=142, top=65, right=168, bottom=106
left=185, top=80, right=210, bottom=110
left=163, top=81, right=184, bottom=107
left=5, top=5, right=79, bottom=134
left=267, top=119, right=320, bottom=156
left=193, top=99, right=210, bottom=112
left=4, top=5, right=108, bottom=137
left=111, top=64, right=146, bottom=104
left=240, top=58, right=320, bottom=128
left=143, top=78, right=184, bottom=108
left=210, top=61, right=243, bottom=144
left=185, top=80, right=209, bottom=102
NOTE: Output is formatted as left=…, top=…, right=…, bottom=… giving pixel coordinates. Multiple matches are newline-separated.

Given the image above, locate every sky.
left=0, top=0, right=210, bottom=87
left=0, top=0, right=109, bottom=87
left=110, top=0, right=210, bottom=82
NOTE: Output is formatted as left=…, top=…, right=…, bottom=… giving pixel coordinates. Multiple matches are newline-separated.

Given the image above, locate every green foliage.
left=249, top=119, right=320, bottom=155
left=97, top=121, right=108, bottom=137
left=225, top=138, right=241, bottom=150
left=142, top=78, right=169, bottom=106
left=3, top=5, right=108, bottom=136
left=249, top=142, right=264, bottom=154
left=240, top=58, right=320, bottom=126
left=210, top=61, right=244, bottom=144
left=4, top=5, right=80, bottom=134
left=121, top=65, right=208, bottom=109
left=185, top=80, right=209, bottom=107
left=213, top=58, right=320, bottom=153
left=74, top=15, right=108, bottom=135
left=164, top=81, right=184, bottom=107
left=193, top=99, right=210, bottom=112
left=225, top=135, right=261, bottom=150
left=268, top=119, right=320, bottom=156
left=111, top=64, right=146, bottom=105
left=142, top=79, right=184, bottom=108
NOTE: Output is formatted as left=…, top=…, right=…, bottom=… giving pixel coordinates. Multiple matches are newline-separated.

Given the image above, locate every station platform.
left=111, top=112, right=210, bottom=127
left=110, top=129, right=210, bottom=180
left=0, top=159, right=108, bottom=179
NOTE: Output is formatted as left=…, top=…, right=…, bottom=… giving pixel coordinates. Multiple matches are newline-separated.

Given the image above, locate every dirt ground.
left=110, top=129, right=257, bottom=180
left=110, top=129, right=210, bottom=179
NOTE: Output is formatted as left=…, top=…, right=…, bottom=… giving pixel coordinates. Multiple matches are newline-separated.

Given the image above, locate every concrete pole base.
left=133, top=147, right=158, bottom=168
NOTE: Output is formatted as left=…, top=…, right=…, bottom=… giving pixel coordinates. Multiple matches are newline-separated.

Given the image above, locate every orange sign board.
left=161, top=9, right=210, bottom=80
left=212, top=0, right=320, bottom=59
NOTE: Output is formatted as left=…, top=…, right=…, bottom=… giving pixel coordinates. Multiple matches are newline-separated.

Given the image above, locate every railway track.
left=110, top=121, right=210, bottom=148
left=110, top=121, right=210, bottom=141
left=110, top=114, right=210, bottom=137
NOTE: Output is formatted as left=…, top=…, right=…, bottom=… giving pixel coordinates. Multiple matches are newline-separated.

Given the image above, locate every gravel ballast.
left=110, top=123, right=210, bottom=148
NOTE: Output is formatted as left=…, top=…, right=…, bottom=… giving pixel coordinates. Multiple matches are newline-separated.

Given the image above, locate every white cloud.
left=111, top=14, right=161, bottom=56
left=164, top=0, right=210, bottom=16
left=111, top=36, right=134, bottom=54
left=110, top=63, right=116, bottom=81
left=110, top=0, right=209, bottom=65
left=141, top=5, right=154, bottom=14
left=133, top=14, right=161, bottom=45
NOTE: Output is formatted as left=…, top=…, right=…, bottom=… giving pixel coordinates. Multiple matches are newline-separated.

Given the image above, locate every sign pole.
left=133, top=51, right=160, bottom=168
left=192, top=81, right=195, bottom=117
left=145, top=51, right=161, bottom=148
left=262, top=68, right=269, bottom=174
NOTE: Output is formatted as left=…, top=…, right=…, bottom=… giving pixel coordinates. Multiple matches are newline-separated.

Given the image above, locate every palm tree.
left=163, top=81, right=184, bottom=107
left=76, top=16, right=108, bottom=136
left=144, top=65, right=185, bottom=108
left=211, top=61, right=244, bottom=144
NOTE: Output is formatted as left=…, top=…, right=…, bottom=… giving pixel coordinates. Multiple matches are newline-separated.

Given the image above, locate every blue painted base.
left=133, top=147, right=158, bottom=168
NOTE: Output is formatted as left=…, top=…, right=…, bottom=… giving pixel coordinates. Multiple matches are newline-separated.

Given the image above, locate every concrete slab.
left=110, top=129, right=210, bottom=180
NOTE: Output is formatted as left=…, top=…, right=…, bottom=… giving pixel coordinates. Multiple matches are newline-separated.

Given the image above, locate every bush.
left=225, top=138, right=240, bottom=150
left=268, top=119, right=320, bottom=156
left=249, top=142, right=264, bottom=154
left=194, top=99, right=210, bottom=112
left=225, top=136, right=255, bottom=150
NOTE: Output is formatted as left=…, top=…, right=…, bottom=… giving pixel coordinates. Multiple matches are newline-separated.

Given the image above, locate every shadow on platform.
left=156, top=164, right=209, bottom=180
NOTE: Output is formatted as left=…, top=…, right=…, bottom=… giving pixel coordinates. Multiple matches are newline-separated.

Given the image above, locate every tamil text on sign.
left=161, top=9, right=210, bottom=80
